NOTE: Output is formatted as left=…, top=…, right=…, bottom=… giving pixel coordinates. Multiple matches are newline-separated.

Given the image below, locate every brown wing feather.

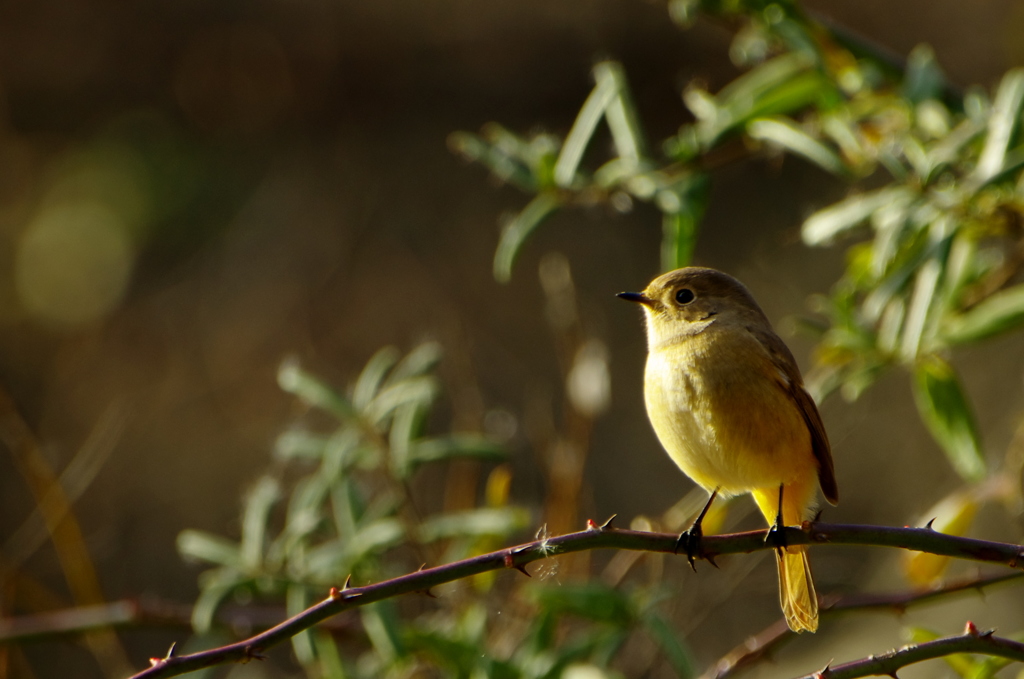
left=788, top=383, right=838, bottom=505
left=748, top=324, right=839, bottom=506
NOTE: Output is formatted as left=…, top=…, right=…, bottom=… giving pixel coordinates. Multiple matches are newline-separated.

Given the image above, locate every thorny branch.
left=797, top=622, right=1024, bottom=679
left=699, top=571, right=1024, bottom=679
left=128, top=520, right=1024, bottom=679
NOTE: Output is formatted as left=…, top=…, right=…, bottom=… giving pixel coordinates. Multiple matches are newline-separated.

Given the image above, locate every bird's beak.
left=617, top=291, right=655, bottom=307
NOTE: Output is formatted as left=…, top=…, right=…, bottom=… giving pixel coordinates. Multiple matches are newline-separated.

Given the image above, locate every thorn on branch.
left=242, top=646, right=268, bottom=663
left=925, top=518, right=936, bottom=530
left=813, top=660, right=832, bottom=679
left=600, top=514, right=617, bottom=529
left=504, top=551, right=531, bottom=577
left=413, top=565, right=438, bottom=598
left=808, top=523, right=828, bottom=541
left=148, top=642, right=177, bottom=667
left=329, top=574, right=362, bottom=601
left=965, top=621, right=979, bottom=636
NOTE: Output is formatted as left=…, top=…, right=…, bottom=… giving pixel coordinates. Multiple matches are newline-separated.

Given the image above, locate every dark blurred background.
left=3, top=1, right=1024, bottom=676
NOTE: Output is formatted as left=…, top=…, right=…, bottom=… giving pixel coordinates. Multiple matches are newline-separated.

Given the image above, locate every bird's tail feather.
left=776, top=545, right=818, bottom=633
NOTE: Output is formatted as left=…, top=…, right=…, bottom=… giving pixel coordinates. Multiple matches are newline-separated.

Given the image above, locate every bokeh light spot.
left=16, top=202, right=134, bottom=325
left=46, top=142, right=152, bottom=241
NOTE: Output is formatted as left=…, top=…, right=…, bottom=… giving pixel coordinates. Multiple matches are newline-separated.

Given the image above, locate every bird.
left=619, top=266, right=838, bottom=632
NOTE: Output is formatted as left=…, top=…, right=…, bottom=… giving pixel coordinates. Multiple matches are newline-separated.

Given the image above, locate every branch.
left=130, top=521, right=1024, bottom=679
left=800, top=623, right=1024, bottom=679
left=0, top=598, right=360, bottom=644
left=700, top=571, right=1024, bottom=679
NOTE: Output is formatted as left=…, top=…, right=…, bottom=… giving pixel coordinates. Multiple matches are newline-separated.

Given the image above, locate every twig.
left=699, top=571, right=1024, bottom=679
left=799, top=623, right=1024, bottom=679
left=129, top=521, right=1024, bottom=679
left=0, top=598, right=361, bottom=644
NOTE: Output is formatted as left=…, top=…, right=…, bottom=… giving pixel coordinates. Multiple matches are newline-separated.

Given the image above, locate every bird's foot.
left=674, top=488, right=719, bottom=571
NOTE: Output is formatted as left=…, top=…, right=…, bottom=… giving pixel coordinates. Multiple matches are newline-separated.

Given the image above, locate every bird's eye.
left=675, top=288, right=695, bottom=305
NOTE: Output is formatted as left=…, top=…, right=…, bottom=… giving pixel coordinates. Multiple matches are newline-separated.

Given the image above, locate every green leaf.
left=595, top=61, right=647, bottom=164
left=387, top=342, right=443, bottom=383
left=642, top=612, right=696, bottom=679
left=404, top=629, right=482, bottom=674
left=493, top=192, right=563, bottom=283
left=911, top=355, right=985, bottom=482
left=304, top=539, right=347, bottom=581
left=353, top=346, right=400, bottom=410
left=909, top=627, right=980, bottom=678
left=554, top=63, right=622, bottom=187
left=528, top=583, right=634, bottom=625
left=901, top=219, right=955, bottom=359
left=659, top=173, right=709, bottom=271
left=407, top=434, right=506, bottom=466
left=388, top=400, right=426, bottom=478
left=278, top=359, right=357, bottom=420
left=418, top=507, right=530, bottom=542
left=365, top=375, right=438, bottom=426
left=190, top=568, right=244, bottom=634
left=802, top=186, right=915, bottom=246
left=696, top=54, right=826, bottom=146
left=926, top=118, right=982, bottom=179
left=361, top=602, right=405, bottom=661
left=313, top=629, right=348, bottom=679
left=177, top=530, right=243, bottom=569
left=662, top=212, right=698, bottom=272
left=902, top=44, right=947, bottom=104
left=330, top=479, right=361, bottom=536
left=860, top=219, right=934, bottom=323
left=716, top=52, right=813, bottom=104
left=747, top=116, right=850, bottom=177
left=321, top=429, right=360, bottom=480
left=285, top=474, right=330, bottom=539
left=287, top=583, right=315, bottom=665
left=900, top=253, right=943, bottom=360
left=943, top=282, right=1024, bottom=344
left=240, top=476, right=280, bottom=570
left=869, top=199, right=911, bottom=278
left=971, top=68, right=1024, bottom=187
left=668, top=0, right=699, bottom=27
left=447, top=131, right=536, bottom=191
left=347, top=517, right=406, bottom=562
left=274, top=429, right=330, bottom=461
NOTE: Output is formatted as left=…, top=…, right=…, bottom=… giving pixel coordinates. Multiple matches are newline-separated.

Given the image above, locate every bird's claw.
left=675, top=525, right=703, bottom=572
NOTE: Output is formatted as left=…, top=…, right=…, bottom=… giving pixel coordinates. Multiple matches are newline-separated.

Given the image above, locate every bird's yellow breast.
left=643, top=326, right=814, bottom=496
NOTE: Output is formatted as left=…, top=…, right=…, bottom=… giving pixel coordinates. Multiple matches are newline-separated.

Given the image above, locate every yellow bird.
left=619, top=266, right=838, bottom=633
